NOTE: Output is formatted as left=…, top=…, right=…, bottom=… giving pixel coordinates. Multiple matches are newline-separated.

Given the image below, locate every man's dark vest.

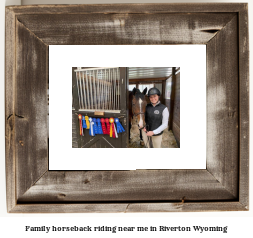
left=145, top=102, right=166, bottom=136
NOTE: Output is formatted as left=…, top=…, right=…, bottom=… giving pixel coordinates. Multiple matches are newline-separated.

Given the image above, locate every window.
left=129, top=84, right=136, bottom=91
left=138, top=84, right=154, bottom=92
left=165, top=77, right=172, bottom=99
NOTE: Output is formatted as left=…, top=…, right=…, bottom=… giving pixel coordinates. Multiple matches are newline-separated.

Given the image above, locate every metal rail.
left=75, top=67, right=120, bottom=112
left=74, top=67, right=118, bottom=72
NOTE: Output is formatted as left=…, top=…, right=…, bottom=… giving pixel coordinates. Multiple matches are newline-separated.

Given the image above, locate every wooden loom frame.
left=5, top=3, right=249, bottom=213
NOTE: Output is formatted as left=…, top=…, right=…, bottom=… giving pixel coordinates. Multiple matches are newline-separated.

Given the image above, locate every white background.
left=49, top=45, right=206, bottom=170
left=1, top=0, right=252, bottom=237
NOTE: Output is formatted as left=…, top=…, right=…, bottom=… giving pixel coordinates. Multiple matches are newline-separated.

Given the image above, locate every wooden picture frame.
left=5, top=3, right=249, bottom=213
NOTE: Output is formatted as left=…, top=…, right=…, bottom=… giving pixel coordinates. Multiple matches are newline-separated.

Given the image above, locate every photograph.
left=72, top=67, right=180, bottom=148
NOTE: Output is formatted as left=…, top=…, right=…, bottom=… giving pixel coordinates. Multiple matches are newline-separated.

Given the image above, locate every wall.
left=172, top=72, right=180, bottom=147
left=72, top=112, right=78, bottom=148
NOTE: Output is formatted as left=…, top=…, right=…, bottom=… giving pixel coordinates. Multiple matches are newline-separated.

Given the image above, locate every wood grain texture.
left=162, top=80, right=166, bottom=105
left=72, top=112, right=78, bottom=148
left=72, top=67, right=80, bottom=148
left=206, top=16, right=239, bottom=198
left=10, top=202, right=247, bottom=213
left=169, top=74, right=176, bottom=130
left=5, top=3, right=249, bottom=213
left=119, top=67, right=128, bottom=148
left=18, top=170, right=236, bottom=202
left=15, top=20, right=48, bottom=200
left=172, top=72, right=180, bottom=147
left=125, top=202, right=247, bottom=213
left=5, top=7, right=16, bottom=212
left=165, top=99, right=171, bottom=113
left=129, top=77, right=167, bottom=83
left=7, top=3, right=247, bottom=14
left=10, top=204, right=129, bottom=213
left=238, top=4, right=249, bottom=208
left=16, top=13, right=236, bottom=45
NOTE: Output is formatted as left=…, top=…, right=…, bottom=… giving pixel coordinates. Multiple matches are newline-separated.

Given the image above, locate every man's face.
left=149, top=94, right=159, bottom=104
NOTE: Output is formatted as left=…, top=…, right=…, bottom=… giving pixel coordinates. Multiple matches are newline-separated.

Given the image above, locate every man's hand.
left=146, top=131, right=154, bottom=136
left=143, top=127, right=147, bottom=132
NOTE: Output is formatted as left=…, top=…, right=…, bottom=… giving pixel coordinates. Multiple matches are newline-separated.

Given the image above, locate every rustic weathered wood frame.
left=5, top=4, right=249, bottom=213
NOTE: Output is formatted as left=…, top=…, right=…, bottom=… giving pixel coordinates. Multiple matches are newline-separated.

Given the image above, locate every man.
left=142, top=87, right=169, bottom=148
